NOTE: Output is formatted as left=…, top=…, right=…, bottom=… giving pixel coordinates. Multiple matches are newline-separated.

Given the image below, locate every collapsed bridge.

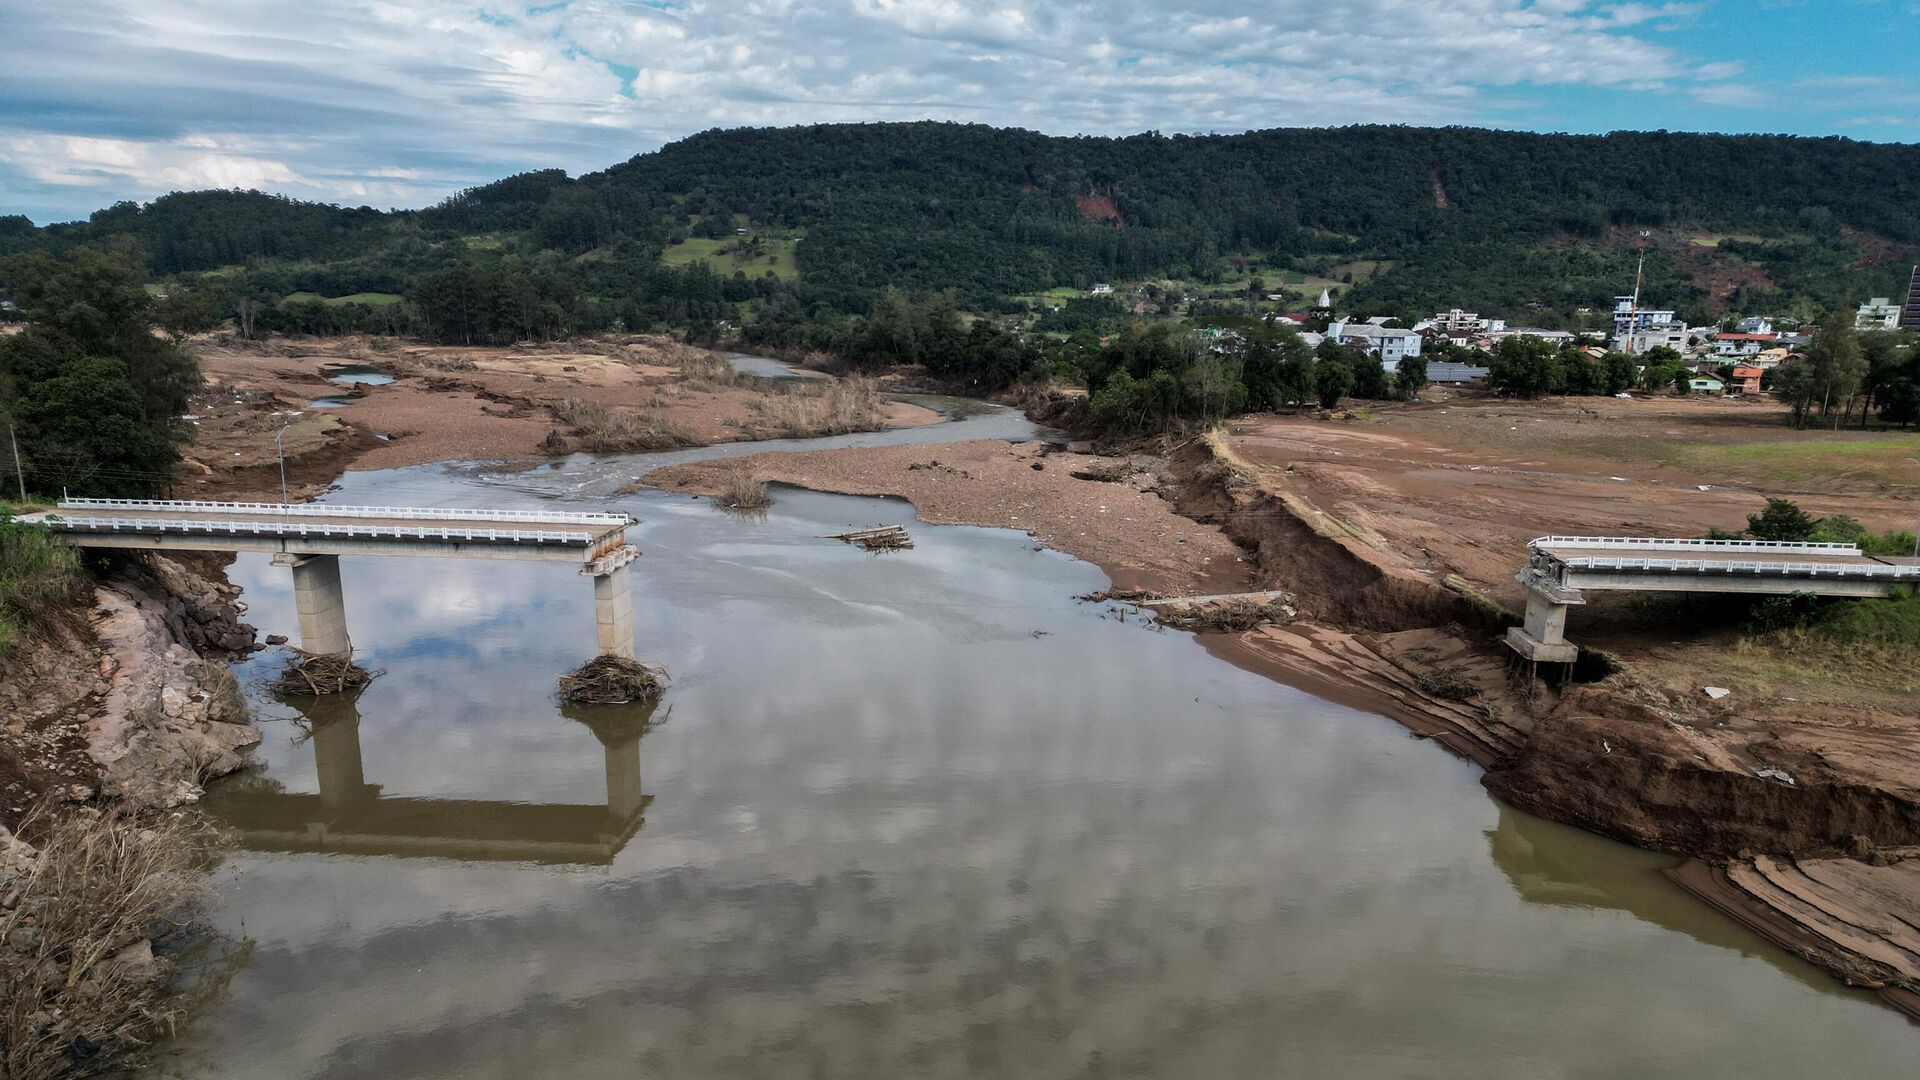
left=1509, top=535, right=1920, bottom=663
left=18, top=498, right=643, bottom=659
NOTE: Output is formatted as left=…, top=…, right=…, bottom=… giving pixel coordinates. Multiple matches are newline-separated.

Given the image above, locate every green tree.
left=1488, top=335, right=1561, bottom=398
left=1597, top=351, right=1628, bottom=393
left=1314, top=354, right=1354, bottom=408
left=0, top=247, right=200, bottom=496
left=1394, top=354, right=1428, bottom=399
left=1747, top=497, right=1817, bottom=541
left=1804, top=314, right=1865, bottom=427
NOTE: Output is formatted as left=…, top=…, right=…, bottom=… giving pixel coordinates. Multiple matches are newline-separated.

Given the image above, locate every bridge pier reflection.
left=210, top=691, right=660, bottom=865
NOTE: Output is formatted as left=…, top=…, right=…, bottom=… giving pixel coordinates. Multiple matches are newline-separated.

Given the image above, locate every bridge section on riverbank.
left=20, top=498, right=642, bottom=659
left=1509, top=535, right=1920, bottom=663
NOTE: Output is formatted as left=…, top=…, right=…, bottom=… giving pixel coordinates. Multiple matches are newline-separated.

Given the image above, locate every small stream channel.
left=169, top=402, right=1919, bottom=1077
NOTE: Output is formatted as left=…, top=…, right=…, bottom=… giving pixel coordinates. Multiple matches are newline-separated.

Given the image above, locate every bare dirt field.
left=1207, top=396, right=1920, bottom=1015
left=644, top=439, right=1249, bottom=596
left=176, top=335, right=942, bottom=497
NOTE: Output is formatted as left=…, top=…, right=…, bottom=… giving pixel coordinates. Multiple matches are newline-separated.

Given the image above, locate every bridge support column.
left=275, top=553, right=352, bottom=657
left=584, top=546, right=641, bottom=660
left=1506, top=572, right=1583, bottom=663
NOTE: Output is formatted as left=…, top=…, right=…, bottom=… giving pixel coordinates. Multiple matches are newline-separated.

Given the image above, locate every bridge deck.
left=21, top=499, right=634, bottom=563
left=1528, top=535, right=1920, bottom=594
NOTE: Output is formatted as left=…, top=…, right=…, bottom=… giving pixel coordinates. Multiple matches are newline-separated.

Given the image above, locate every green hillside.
left=3, top=123, right=1917, bottom=342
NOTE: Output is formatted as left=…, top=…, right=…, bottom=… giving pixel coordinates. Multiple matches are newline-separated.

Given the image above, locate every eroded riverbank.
left=635, top=408, right=1920, bottom=1018
left=165, top=448, right=1920, bottom=1076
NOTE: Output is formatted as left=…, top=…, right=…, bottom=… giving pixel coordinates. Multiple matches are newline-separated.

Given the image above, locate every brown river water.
left=162, top=405, right=1918, bottom=1077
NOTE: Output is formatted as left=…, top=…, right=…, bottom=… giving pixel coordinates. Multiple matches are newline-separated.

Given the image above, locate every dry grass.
left=673, top=348, right=746, bottom=390
left=550, top=398, right=695, bottom=453
left=718, top=471, right=772, bottom=510
left=1, top=809, right=235, bottom=1079
left=756, top=376, right=887, bottom=438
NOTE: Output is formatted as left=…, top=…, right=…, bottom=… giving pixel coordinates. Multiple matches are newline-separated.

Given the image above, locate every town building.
left=1713, top=332, right=1777, bottom=356
left=1089, top=283, right=1113, bottom=295
left=1687, top=374, right=1726, bottom=394
left=1856, top=297, right=1902, bottom=331
left=1626, top=322, right=1688, bottom=354
left=1735, top=316, right=1775, bottom=335
left=1726, top=365, right=1764, bottom=395
left=1611, top=295, right=1677, bottom=349
left=1327, top=320, right=1423, bottom=363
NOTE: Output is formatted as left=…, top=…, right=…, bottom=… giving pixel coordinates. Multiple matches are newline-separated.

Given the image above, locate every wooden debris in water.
left=273, top=649, right=381, bottom=696
left=558, top=654, right=668, bottom=705
left=825, top=524, right=913, bottom=551
left=1137, top=590, right=1297, bottom=632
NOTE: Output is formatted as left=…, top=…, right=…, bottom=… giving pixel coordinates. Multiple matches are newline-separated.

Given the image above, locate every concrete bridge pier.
left=275, top=553, right=353, bottom=657
left=1506, top=572, right=1583, bottom=664
left=585, top=546, right=641, bottom=660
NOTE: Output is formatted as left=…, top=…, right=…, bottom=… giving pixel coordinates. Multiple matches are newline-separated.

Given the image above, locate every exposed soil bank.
left=1199, top=411, right=1920, bottom=1018
left=642, top=403, right=1920, bottom=1017
left=1, top=553, right=261, bottom=1072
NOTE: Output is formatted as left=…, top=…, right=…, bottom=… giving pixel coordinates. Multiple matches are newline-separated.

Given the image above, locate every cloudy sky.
left=2, top=0, right=1915, bottom=224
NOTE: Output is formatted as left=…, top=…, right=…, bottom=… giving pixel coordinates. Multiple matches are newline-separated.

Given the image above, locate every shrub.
left=1814, top=588, right=1920, bottom=647
left=1, top=810, right=233, bottom=1080
left=0, top=514, right=80, bottom=659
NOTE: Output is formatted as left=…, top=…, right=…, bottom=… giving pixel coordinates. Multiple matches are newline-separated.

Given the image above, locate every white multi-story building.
left=1734, top=316, right=1775, bottom=335
left=1327, top=320, right=1423, bottom=364
left=1611, top=295, right=1676, bottom=349
left=1855, top=297, right=1901, bottom=331
left=1626, top=322, right=1689, bottom=354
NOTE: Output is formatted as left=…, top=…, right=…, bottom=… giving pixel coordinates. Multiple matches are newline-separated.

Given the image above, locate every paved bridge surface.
left=18, top=498, right=634, bottom=562
left=1510, top=535, right=1920, bottom=663
left=21, top=499, right=642, bottom=659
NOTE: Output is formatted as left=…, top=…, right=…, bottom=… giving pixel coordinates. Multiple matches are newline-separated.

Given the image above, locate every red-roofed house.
left=1727, top=365, right=1764, bottom=395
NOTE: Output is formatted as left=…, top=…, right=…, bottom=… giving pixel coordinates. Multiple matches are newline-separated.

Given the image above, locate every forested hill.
left=5, top=123, right=1919, bottom=338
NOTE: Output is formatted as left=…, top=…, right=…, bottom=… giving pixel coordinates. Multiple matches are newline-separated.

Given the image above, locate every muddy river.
left=169, top=405, right=1918, bottom=1077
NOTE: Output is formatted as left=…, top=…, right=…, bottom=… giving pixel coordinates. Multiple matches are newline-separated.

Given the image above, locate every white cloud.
left=0, top=0, right=1841, bottom=221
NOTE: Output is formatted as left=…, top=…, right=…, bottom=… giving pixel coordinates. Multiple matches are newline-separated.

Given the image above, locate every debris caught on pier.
left=825, top=524, right=913, bottom=551
left=273, top=649, right=381, bottom=696
left=558, top=655, right=668, bottom=705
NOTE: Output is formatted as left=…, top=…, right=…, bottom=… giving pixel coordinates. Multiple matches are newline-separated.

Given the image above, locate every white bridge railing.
left=1533, top=535, right=1860, bottom=557
left=56, top=498, right=631, bottom=529
left=41, top=515, right=599, bottom=546
left=1557, top=555, right=1918, bottom=579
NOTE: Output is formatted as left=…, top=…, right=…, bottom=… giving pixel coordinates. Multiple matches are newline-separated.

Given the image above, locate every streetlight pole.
left=275, top=422, right=291, bottom=505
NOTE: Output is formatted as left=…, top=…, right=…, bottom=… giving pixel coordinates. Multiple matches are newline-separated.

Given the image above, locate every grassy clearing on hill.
left=280, top=291, right=404, bottom=307
left=661, top=234, right=799, bottom=278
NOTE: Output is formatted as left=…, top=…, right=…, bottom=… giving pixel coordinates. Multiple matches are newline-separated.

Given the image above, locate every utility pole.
left=7, top=420, right=25, bottom=503
left=275, top=422, right=291, bottom=505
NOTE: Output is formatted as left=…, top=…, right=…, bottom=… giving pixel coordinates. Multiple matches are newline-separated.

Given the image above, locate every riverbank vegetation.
left=1, top=809, right=232, bottom=1080
left=0, top=512, right=80, bottom=661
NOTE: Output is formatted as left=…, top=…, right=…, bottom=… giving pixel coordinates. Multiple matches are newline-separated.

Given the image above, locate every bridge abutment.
left=276, top=553, right=353, bottom=657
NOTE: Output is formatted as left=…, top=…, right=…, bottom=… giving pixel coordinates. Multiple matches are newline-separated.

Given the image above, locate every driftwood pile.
left=1156, top=597, right=1297, bottom=632
left=826, top=524, right=913, bottom=551
left=558, top=655, right=668, bottom=705
left=273, top=649, right=381, bottom=696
